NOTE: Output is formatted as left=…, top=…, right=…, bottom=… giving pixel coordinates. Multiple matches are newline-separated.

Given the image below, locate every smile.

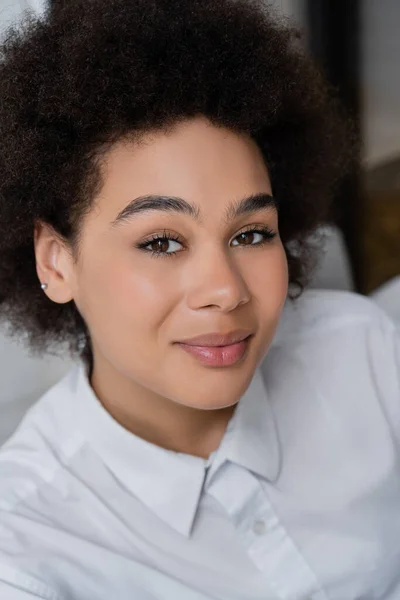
left=176, top=335, right=253, bottom=367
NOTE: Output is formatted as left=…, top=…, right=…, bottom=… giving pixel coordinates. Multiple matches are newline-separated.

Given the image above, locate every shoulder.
left=265, top=288, right=400, bottom=436
left=0, top=364, right=82, bottom=510
left=272, top=288, right=397, bottom=345
left=270, top=289, right=399, bottom=373
left=0, top=366, right=83, bottom=599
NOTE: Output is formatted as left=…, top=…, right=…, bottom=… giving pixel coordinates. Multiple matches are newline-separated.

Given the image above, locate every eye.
left=231, top=226, right=276, bottom=247
left=136, top=231, right=184, bottom=258
left=147, top=238, right=182, bottom=254
left=136, top=225, right=277, bottom=259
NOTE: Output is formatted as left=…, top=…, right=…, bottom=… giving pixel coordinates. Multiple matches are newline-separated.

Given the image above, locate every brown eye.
left=150, top=239, right=170, bottom=253
left=232, top=229, right=271, bottom=247
left=237, top=231, right=257, bottom=245
left=138, top=235, right=183, bottom=257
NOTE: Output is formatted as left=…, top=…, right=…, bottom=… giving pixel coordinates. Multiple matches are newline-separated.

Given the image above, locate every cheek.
left=78, top=252, right=179, bottom=334
left=250, top=246, right=288, bottom=355
left=247, top=244, right=289, bottom=310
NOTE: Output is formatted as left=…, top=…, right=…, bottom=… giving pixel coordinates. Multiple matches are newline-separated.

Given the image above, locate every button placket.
left=253, top=519, right=267, bottom=535
left=207, top=462, right=329, bottom=600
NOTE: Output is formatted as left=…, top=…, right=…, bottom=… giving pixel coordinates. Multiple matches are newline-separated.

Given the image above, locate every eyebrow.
left=110, top=192, right=278, bottom=228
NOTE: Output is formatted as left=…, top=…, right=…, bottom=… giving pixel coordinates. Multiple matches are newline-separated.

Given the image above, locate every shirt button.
left=252, top=519, right=267, bottom=535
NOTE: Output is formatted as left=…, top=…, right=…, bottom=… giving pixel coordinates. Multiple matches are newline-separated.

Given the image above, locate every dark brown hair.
left=0, top=0, right=356, bottom=365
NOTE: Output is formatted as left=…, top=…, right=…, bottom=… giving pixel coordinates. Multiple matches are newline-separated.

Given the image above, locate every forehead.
left=94, top=116, right=272, bottom=222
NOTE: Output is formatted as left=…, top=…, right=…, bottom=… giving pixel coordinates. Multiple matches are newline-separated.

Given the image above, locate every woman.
left=0, top=0, right=399, bottom=598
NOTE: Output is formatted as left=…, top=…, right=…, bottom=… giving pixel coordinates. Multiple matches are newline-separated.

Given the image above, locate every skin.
left=34, top=115, right=289, bottom=458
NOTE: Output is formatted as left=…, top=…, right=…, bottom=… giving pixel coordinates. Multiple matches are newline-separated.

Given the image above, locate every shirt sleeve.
left=366, top=306, right=400, bottom=441
left=0, top=564, right=64, bottom=600
left=0, top=583, right=56, bottom=600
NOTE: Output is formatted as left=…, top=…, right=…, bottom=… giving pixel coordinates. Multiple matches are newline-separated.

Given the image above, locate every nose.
left=185, top=247, right=251, bottom=313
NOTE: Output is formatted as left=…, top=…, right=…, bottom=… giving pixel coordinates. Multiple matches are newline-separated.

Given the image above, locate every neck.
left=89, top=356, right=237, bottom=459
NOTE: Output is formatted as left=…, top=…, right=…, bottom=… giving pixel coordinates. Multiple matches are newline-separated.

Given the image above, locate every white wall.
left=269, top=0, right=306, bottom=29
left=361, top=0, right=400, bottom=168
left=0, top=0, right=46, bottom=35
left=273, top=0, right=400, bottom=168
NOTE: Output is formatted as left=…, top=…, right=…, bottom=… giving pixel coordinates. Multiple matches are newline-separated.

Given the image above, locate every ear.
left=34, top=220, right=75, bottom=304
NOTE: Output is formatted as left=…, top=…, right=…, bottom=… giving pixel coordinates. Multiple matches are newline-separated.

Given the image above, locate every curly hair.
left=0, top=0, right=356, bottom=365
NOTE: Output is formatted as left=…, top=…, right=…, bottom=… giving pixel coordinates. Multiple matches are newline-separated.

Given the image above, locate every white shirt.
left=0, top=289, right=399, bottom=600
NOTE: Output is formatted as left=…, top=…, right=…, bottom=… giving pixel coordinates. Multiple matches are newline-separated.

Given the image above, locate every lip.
left=176, top=330, right=254, bottom=368
left=177, top=329, right=253, bottom=347
left=177, top=336, right=253, bottom=367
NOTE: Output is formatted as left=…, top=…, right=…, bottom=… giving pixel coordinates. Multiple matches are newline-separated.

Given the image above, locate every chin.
left=190, top=398, right=239, bottom=411
left=179, top=379, right=251, bottom=411
left=165, top=354, right=259, bottom=409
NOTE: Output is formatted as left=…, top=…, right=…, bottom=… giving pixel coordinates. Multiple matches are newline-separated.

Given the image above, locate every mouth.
left=176, top=334, right=253, bottom=367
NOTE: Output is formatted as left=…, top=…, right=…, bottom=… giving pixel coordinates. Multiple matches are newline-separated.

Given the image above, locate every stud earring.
left=40, top=283, right=48, bottom=291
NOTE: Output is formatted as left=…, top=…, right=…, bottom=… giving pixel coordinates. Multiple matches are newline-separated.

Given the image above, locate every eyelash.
left=136, top=225, right=277, bottom=259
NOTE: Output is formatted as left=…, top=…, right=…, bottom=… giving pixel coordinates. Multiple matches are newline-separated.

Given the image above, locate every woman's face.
left=58, top=115, right=288, bottom=410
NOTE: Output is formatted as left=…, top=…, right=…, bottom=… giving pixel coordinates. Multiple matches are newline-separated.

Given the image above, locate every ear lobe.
left=34, top=222, right=74, bottom=305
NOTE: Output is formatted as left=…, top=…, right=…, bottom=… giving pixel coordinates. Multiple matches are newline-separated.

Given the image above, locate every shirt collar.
left=71, top=359, right=281, bottom=537
left=205, top=365, right=281, bottom=486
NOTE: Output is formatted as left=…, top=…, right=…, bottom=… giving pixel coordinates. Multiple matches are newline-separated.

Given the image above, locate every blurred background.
left=0, top=0, right=399, bottom=444
left=278, top=0, right=400, bottom=297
